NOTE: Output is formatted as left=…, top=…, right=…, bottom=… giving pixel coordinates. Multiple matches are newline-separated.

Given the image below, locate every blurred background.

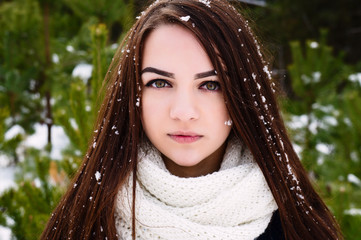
left=0, top=0, right=360, bottom=239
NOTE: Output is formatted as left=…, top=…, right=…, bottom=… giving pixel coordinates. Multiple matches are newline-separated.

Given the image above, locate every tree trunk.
left=43, top=1, right=53, bottom=145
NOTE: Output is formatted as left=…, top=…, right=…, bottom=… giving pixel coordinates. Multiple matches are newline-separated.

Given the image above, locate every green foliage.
left=253, top=0, right=361, bottom=63
left=54, top=78, right=94, bottom=155
left=0, top=149, right=65, bottom=239
left=0, top=0, right=132, bottom=237
left=53, top=23, right=111, bottom=158
left=0, top=107, right=8, bottom=142
left=90, top=23, right=109, bottom=113
left=63, top=0, right=134, bottom=39
left=0, top=0, right=43, bottom=132
left=1, top=0, right=361, bottom=238
left=0, top=105, right=23, bottom=164
left=285, top=32, right=361, bottom=238
left=287, top=30, right=348, bottom=113
left=285, top=30, right=351, bottom=170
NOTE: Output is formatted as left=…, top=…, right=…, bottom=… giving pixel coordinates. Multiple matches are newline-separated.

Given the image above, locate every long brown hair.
left=41, top=0, right=342, bottom=239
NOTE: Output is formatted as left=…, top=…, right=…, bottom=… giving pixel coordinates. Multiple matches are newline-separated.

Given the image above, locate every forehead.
left=141, top=24, right=213, bottom=72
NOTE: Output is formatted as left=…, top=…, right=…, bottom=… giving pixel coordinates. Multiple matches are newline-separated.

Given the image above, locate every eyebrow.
left=194, top=70, right=217, bottom=79
left=141, top=67, right=217, bottom=80
left=141, top=67, right=174, bottom=78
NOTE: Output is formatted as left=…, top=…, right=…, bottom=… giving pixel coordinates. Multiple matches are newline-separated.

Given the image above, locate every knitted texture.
left=115, top=138, right=278, bottom=240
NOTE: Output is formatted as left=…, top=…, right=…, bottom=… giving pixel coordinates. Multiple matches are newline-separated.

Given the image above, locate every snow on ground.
left=0, top=60, right=90, bottom=240
left=0, top=158, right=15, bottom=240
left=0, top=226, right=11, bottom=240
left=0, top=165, right=16, bottom=193
left=0, top=124, right=70, bottom=240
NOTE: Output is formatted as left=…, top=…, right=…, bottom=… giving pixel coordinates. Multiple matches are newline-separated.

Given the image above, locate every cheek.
left=202, top=95, right=230, bottom=121
left=214, top=107, right=232, bottom=138
left=141, top=93, right=164, bottom=132
left=206, top=98, right=231, bottom=134
left=140, top=97, right=151, bottom=132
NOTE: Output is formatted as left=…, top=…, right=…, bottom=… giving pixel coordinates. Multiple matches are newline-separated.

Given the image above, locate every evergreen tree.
left=0, top=150, right=65, bottom=239
left=1, top=0, right=135, bottom=238
left=1, top=0, right=361, bottom=238
left=285, top=31, right=361, bottom=239
left=0, top=0, right=44, bottom=138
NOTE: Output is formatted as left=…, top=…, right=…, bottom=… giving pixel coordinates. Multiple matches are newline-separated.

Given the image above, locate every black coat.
left=256, top=210, right=285, bottom=240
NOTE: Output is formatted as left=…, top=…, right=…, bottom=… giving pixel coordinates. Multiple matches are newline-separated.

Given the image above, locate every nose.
left=169, top=91, right=199, bottom=121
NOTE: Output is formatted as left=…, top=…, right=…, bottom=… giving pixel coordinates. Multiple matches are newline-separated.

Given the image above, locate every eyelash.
left=200, top=81, right=221, bottom=91
left=145, top=79, right=171, bottom=88
left=145, top=79, right=221, bottom=91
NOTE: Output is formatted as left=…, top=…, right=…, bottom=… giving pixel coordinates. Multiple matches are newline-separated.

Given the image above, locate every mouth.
left=168, top=131, right=203, bottom=144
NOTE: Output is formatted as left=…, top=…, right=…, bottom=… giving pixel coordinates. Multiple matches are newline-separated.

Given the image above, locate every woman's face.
left=141, top=24, right=231, bottom=177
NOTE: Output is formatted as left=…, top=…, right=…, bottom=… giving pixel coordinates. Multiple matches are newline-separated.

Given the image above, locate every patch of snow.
left=224, top=120, right=232, bottom=126
left=72, top=63, right=93, bottom=84
left=4, top=125, right=25, bottom=141
left=343, top=117, right=352, bottom=126
left=0, top=226, right=11, bottom=240
left=312, top=103, right=336, bottom=113
left=95, top=171, right=101, bottom=181
left=111, top=43, right=118, bottom=49
left=344, top=208, right=361, bottom=216
left=317, top=156, right=325, bottom=165
left=33, top=178, right=42, bottom=188
left=263, top=65, right=272, bottom=79
left=292, top=143, right=302, bottom=157
left=310, top=41, right=319, bottom=49
left=323, top=116, right=337, bottom=126
left=252, top=72, right=257, bottom=80
left=308, top=120, right=318, bottom=135
left=349, top=73, right=361, bottom=85
left=350, top=151, right=358, bottom=162
left=288, top=115, right=308, bottom=129
left=261, top=96, right=266, bottom=103
left=0, top=155, right=11, bottom=167
left=0, top=166, right=16, bottom=194
left=29, top=79, right=36, bottom=91
left=66, top=45, right=75, bottom=52
left=316, top=143, right=332, bottom=155
left=52, top=54, right=59, bottom=63
left=180, top=16, right=190, bottom=22
left=301, top=72, right=321, bottom=84
left=347, top=174, right=361, bottom=186
left=69, top=118, right=78, bottom=130
left=312, top=72, right=321, bottom=83
left=23, top=123, right=70, bottom=160
left=199, top=0, right=211, bottom=7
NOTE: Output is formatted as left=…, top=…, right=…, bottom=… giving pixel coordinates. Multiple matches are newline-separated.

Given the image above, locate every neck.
left=162, top=142, right=228, bottom=178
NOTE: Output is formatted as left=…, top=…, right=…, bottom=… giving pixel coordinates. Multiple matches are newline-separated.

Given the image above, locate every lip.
left=168, top=131, right=203, bottom=144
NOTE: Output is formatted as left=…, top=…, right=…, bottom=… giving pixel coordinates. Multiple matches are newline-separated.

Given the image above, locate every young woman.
left=41, top=0, right=343, bottom=239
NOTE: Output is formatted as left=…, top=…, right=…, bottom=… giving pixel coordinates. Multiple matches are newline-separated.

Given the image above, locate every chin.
left=165, top=153, right=204, bottom=167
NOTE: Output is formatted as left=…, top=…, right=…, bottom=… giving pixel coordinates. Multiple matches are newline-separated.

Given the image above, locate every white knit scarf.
left=115, top=138, right=278, bottom=240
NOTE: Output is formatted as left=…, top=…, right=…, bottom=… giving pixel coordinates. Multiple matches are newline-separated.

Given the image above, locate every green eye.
left=145, top=79, right=170, bottom=88
left=201, top=81, right=220, bottom=91
left=154, top=80, right=166, bottom=88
